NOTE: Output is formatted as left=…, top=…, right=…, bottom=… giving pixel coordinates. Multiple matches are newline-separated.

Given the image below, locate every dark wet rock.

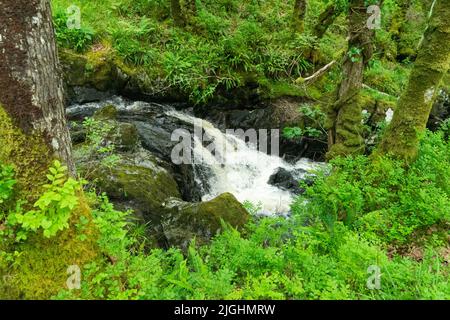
left=195, top=97, right=327, bottom=162
left=71, top=105, right=140, bottom=153
left=268, top=168, right=307, bottom=194
left=160, top=193, right=250, bottom=250
left=115, top=123, right=140, bottom=152
left=68, top=101, right=208, bottom=202
left=70, top=86, right=114, bottom=104
left=74, top=145, right=248, bottom=250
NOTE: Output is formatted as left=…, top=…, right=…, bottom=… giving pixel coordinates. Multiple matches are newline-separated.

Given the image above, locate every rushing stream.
left=68, top=96, right=324, bottom=215
left=166, top=110, right=322, bottom=214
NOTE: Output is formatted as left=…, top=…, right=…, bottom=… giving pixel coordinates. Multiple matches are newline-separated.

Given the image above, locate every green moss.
left=327, top=93, right=365, bottom=159
left=1, top=197, right=98, bottom=299
left=359, top=89, right=397, bottom=124
left=93, top=105, right=118, bottom=121
left=260, top=79, right=308, bottom=100
left=59, top=47, right=116, bottom=91
left=162, top=193, right=250, bottom=249
left=90, top=161, right=181, bottom=216
left=377, top=0, right=450, bottom=162
left=0, top=106, right=51, bottom=203
left=0, top=106, right=99, bottom=299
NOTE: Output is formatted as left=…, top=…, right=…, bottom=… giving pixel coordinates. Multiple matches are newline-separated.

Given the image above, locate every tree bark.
left=0, top=0, right=75, bottom=201
left=186, top=0, right=197, bottom=18
left=312, top=3, right=343, bottom=39
left=293, top=0, right=307, bottom=33
left=389, top=0, right=415, bottom=60
left=171, top=0, right=184, bottom=27
left=378, top=0, right=450, bottom=162
left=326, top=0, right=374, bottom=159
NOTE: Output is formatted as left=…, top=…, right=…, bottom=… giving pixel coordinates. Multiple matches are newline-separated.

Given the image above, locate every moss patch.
left=161, top=193, right=250, bottom=250
left=0, top=106, right=51, bottom=203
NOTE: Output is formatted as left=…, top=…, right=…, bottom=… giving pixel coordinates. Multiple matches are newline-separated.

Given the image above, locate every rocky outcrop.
left=160, top=193, right=250, bottom=250
left=195, top=97, right=328, bottom=161
left=70, top=104, right=250, bottom=250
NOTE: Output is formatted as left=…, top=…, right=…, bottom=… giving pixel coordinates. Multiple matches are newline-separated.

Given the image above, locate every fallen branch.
left=296, top=60, right=336, bottom=85
left=362, top=84, right=397, bottom=98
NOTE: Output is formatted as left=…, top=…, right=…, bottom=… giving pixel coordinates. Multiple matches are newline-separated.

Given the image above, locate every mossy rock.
left=60, top=49, right=117, bottom=92
left=88, top=151, right=181, bottom=220
left=93, top=104, right=118, bottom=120
left=75, top=105, right=139, bottom=152
left=116, top=123, right=140, bottom=152
left=161, top=193, right=250, bottom=250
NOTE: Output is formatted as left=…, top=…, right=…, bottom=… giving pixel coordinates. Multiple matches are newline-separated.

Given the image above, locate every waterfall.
left=166, top=110, right=323, bottom=215
left=67, top=96, right=324, bottom=216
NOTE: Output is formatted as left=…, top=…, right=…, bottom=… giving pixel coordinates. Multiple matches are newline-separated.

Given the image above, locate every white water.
left=167, top=110, right=324, bottom=215
left=68, top=96, right=325, bottom=215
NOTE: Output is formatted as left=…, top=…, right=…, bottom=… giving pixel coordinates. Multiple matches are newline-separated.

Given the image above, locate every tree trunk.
left=0, top=0, right=98, bottom=300
left=326, top=0, right=374, bottom=159
left=293, top=0, right=307, bottom=33
left=0, top=0, right=75, bottom=201
left=186, top=0, right=197, bottom=18
left=389, top=0, right=415, bottom=60
left=313, top=3, right=343, bottom=39
left=378, top=0, right=450, bottom=162
left=171, top=0, right=184, bottom=27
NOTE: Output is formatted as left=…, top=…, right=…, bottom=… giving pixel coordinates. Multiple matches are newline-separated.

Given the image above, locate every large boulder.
left=160, top=193, right=250, bottom=250
left=88, top=151, right=182, bottom=221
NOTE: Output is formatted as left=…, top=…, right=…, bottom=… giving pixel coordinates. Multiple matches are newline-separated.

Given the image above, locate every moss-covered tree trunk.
left=293, top=0, right=307, bottom=33
left=185, top=0, right=197, bottom=20
left=0, top=0, right=75, bottom=202
left=378, top=0, right=450, bottom=162
left=326, top=0, right=374, bottom=159
left=0, top=0, right=96, bottom=300
left=312, top=3, right=342, bottom=39
left=171, top=0, right=184, bottom=27
left=389, top=0, right=415, bottom=59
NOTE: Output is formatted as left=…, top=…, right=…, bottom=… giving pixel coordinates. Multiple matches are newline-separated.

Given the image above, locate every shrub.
left=294, top=130, right=450, bottom=245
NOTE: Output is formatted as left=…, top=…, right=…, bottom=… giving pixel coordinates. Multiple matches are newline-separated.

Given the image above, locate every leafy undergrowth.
left=45, top=130, right=448, bottom=300
left=1, top=128, right=448, bottom=299
left=51, top=0, right=425, bottom=104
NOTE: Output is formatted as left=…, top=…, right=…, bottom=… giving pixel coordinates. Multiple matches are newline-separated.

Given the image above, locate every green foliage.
left=51, top=0, right=319, bottom=104
left=295, top=130, right=450, bottom=245
left=50, top=132, right=450, bottom=300
left=283, top=104, right=327, bottom=140
left=53, top=9, right=95, bottom=53
left=6, top=161, right=83, bottom=240
left=347, top=47, right=362, bottom=63
left=55, top=205, right=450, bottom=300
left=364, top=60, right=410, bottom=96
left=74, top=117, right=122, bottom=177
left=27, top=0, right=449, bottom=301
left=0, top=164, right=16, bottom=209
